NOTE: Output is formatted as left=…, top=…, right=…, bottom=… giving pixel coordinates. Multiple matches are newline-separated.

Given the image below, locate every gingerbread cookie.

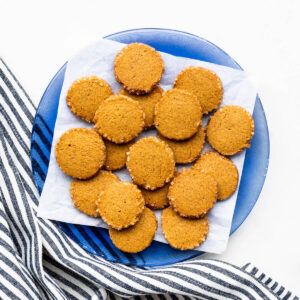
left=66, top=76, right=112, bottom=123
left=168, top=168, right=217, bottom=218
left=193, top=151, right=238, bottom=200
left=55, top=128, right=106, bottom=179
left=158, top=125, right=205, bottom=163
left=114, top=43, right=164, bottom=94
left=141, top=168, right=178, bottom=209
left=104, top=139, right=134, bottom=171
left=141, top=184, right=169, bottom=210
left=161, top=207, right=209, bottom=250
left=174, top=66, right=223, bottom=114
left=93, top=95, right=144, bottom=144
left=109, top=208, right=157, bottom=253
left=118, top=86, right=163, bottom=128
left=70, top=170, right=119, bottom=217
left=96, top=181, right=144, bottom=230
left=206, top=105, right=255, bottom=155
left=126, top=137, right=175, bottom=190
left=154, top=89, right=202, bottom=140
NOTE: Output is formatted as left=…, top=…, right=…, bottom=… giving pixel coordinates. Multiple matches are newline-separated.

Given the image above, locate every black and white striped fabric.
left=0, top=58, right=298, bottom=300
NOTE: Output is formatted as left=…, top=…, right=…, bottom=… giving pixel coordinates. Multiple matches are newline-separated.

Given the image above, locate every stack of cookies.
left=55, top=43, right=255, bottom=253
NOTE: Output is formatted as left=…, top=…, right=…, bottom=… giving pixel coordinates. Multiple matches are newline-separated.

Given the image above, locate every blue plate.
left=31, top=28, right=269, bottom=267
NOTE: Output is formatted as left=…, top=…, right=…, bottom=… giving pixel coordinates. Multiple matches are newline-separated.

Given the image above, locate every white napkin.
left=37, top=38, right=257, bottom=254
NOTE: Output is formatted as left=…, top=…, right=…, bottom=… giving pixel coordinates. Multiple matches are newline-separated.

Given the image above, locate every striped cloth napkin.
left=0, top=57, right=298, bottom=300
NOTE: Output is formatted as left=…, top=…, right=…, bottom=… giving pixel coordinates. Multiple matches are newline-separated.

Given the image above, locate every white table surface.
left=1, top=0, right=300, bottom=295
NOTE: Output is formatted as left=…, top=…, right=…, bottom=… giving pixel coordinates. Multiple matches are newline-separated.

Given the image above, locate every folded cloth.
left=0, top=58, right=298, bottom=300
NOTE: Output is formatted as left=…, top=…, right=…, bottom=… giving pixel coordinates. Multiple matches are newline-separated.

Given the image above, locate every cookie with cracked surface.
left=154, top=88, right=202, bottom=140
left=55, top=128, right=106, bottom=179
left=126, top=137, right=175, bottom=190
left=158, top=125, right=205, bottom=163
left=66, top=76, right=112, bottom=123
left=174, top=66, right=223, bottom=114
left=168, top=168, right=217, bottom=218
left=96, top=181, right=145, bottom=230
left=93, top=95, right=144, bottom=144
left=161, top=207, right=209, bottom=250
left=206, top=105, right=255, bottom=155
left=109, top=208, right=157, bottom=253
left=118, top=86, right=163, bottom=128
left=103, top=139, right=134, bottom=171
left=114, top=43, right=164, bottom=95
left=70, top=170, right=119, bottom=217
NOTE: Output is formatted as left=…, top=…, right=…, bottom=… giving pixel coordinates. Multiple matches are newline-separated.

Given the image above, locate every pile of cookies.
left=55, top=43, right=255, bottom=253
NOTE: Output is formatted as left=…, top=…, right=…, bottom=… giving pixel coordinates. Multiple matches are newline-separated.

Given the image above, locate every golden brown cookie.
left=93, top=95, right=144, bottom=144
left=161, top=207, right=209, bottom=250
left=154, top=89, right=202, bottom=140
left=55, top=128, right=106, bottom=179
left=206, top=105, right=255, bottom=155
left=174, top=66, right=223, bottom=114
left=109, top=208, right=157, bottom=253
left=193, top=151, right=238, bottom=200
left=168, top=168, right=217, bottom=218
left=114, top=43, right=164, bottom=95
left=96, top=181, right=145, bottom=230
left=66, top=76, right=112, bottom=123
left=158, top=125, right=205, bottom=163
left=118, top=86, right=163, bottom=128
left=141, top=184, right=169, bottom=210
left=141, top=168, right=178, bottom=210
left=70, top=170, right=119, bottom=217
left=103, top=139, right=134, bottom=171
left=126, top=137, right=175, bottom=190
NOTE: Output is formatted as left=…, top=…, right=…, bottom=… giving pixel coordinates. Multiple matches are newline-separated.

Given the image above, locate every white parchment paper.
left=37, top=39, right=257, bottom=254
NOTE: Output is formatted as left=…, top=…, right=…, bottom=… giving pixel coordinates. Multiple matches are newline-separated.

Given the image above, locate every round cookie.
left=118, top=86, right=163, bottom=128
left=93, top=95, right=144, bottom=144
left=109, top=208, right=157, bottom=253
left=66, top=76, right=112, bottom=123
left=141, top=184, right=170, bottom=210
left=193, top=151, right=238, bottom=200
left=55, top=128, right=106, bottom=179
left=174, top=66, right=223, bottom=114
left=154, top=89, right=202, bottom=140
left=158, top=125, right=205, bottom=163
left=104, top=139, right=134, bottom=171
left=141, top=168, right=178, bottom=209
left=126, top=137, right=175, bottom=190
left=161, top=207, right=209, bottom=250
left=114, top=43, right=164, bottom=94
left=96, top=181, right=145, bottom=230
left=206, top=105, right=255, bottom=155
left=70, top=170, right=119, bottom=217
left=168, top=168, right=217, bottom=218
